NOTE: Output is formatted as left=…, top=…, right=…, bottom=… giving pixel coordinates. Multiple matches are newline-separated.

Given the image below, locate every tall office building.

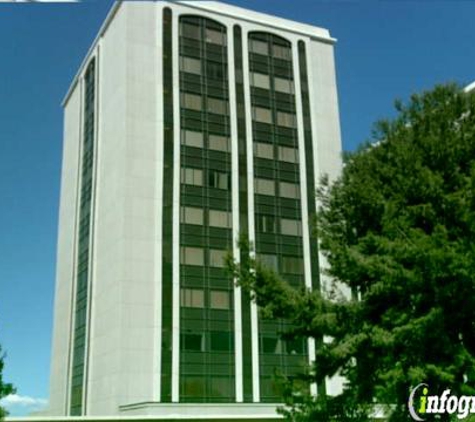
left=49, top=1, right=342, bottom=419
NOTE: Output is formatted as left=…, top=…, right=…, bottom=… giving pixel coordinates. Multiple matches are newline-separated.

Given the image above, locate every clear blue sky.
left=1, top=0, right=475, bottom=416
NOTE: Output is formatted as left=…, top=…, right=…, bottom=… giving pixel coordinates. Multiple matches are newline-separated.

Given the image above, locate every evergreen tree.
left=0, top=345, right=14, bottom=419
left=228, top=84, right=475, bottom=421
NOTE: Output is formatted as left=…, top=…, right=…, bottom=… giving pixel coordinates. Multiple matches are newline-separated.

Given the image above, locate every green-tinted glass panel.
left=70, top=57, right=95, bottom=416
left=161, top=6, right=174, bottom=402
left=248, top=31, right=307, bottom=403
left=179, top=15, right=234, bottom=403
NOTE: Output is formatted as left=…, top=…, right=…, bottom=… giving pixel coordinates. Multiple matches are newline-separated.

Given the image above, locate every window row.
left=181, top=288, right=231, bottom=310
left=181, top=376, right=234, bottom=399
left=252, top=107, right=296, bottom=128
left=181, top=206, right=232, bottom=229
left=181, top=331, right=234, bottom=352
left=181, top=93, right=229, bottom=115
left=182, top=134, right=298, bottom=163
left=181, top=206, right=300, bottom=235
left=180, top=246, right=228, bottom=268
left=256, top=215, right=302, bottom=236
left=261, top=336, right=306, bottom=355
left=182, top=100, right=295, bottom=128
left=254, top=178, right=300, bottom=199
left=180, top=56, right=227, bottom=80
left=250, top=72, right=294, bottom=94
left=254, top=142, right=299, bottom=164
left=181, top=130, right=230, bottom=152
left=257, top=254, right=304, bottom=275
left=181, top=168, right=231, bottom=190
left=180, top=23, right=227, bottom=46
left=249, top=39, right=291, bottom=60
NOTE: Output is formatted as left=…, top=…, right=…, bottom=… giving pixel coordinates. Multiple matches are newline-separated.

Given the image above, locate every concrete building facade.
left=49, top=1, right=342, bottom=419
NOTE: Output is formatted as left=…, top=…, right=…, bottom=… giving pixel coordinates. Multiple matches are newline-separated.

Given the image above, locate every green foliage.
left=229, top=84, right=475, bottom=421
left=0, top=345, right=14, bottom=419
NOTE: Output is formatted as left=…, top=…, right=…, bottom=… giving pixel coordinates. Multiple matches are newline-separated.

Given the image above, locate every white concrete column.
left=171, top=9, right=181, bottom=403
left=227, top=23, right=244, bottom=403
left=241, top=28, right=260, bottom=403
left=153, top=2, right=165, bottom=402
left=291, top=38, right=317, bottom=397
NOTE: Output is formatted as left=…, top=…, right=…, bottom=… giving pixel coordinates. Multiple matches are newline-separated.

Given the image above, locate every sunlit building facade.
left=49, top=1, right=342, bottom=419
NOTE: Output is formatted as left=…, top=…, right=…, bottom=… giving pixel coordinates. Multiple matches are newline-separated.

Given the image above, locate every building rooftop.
left=62, top=0, right=336, bottom=106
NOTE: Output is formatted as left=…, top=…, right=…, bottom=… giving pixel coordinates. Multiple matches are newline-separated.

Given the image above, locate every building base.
left=119, top=402, right=283, bottom=419
left=7, top=403, right=283, bottom=422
